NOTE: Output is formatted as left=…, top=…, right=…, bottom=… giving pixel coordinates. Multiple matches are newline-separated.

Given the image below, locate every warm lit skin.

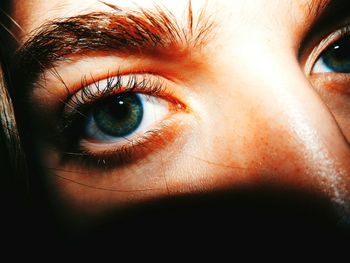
left=11, top=0, right=350, bottom=218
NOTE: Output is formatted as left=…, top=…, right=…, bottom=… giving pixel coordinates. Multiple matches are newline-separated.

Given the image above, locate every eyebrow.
left=15, top=3, right=214, bottom=82
left=306, top=0, right=331, bottom=19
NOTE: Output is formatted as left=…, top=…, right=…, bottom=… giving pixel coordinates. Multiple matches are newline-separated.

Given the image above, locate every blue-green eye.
left=90, top=93, right=143, bottom=138
left=313, top=35, right=350, bottom=73
left=85, top=93, right=169, bottom=142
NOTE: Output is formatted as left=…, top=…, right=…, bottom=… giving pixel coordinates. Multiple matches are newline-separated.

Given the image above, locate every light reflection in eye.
left=312, top=35, right=350, bottom=73
left=85, top=92, right=170, bottom=143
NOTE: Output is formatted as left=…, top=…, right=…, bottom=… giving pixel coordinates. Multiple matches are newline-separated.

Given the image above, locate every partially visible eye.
left=307, top=27, right=350, bottom=144
left=85, top=92, right=169, bottom=143
left=312, top=35, right=350, bottom=73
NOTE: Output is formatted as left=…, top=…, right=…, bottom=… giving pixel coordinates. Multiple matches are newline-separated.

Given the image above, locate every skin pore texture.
left=10, top=0, right=350, bottom=220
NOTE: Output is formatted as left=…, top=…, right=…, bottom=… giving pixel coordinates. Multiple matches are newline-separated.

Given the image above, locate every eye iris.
left=92, top=93, right=143, bottom=137
left=323, top=36, right=350, bottom=72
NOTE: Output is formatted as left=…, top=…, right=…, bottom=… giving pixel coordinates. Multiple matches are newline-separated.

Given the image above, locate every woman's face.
left=10, top=0, right=350, bottom=218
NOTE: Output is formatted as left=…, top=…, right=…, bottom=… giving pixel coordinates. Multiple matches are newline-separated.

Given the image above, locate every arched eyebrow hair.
left=15, top=2, right=215, bottom=82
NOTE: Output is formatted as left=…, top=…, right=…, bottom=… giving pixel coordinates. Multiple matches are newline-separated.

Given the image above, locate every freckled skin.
left=12, top=0, right=350, bottom=220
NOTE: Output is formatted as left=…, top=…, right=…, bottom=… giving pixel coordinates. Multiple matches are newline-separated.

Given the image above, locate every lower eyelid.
left=309, top=72, right=350, bottom=94
left=66, top=114, right=189, bottom=169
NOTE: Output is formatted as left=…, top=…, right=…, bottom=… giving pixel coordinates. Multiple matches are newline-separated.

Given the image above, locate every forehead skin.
left=14, top=0, right=318, bottom=43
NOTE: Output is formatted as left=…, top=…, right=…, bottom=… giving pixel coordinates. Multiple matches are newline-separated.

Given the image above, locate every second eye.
left=312, top=35, right=350, bottom=73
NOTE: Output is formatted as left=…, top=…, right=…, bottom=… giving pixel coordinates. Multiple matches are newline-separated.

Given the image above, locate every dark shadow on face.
left=35, top=184, right=348, bottom=249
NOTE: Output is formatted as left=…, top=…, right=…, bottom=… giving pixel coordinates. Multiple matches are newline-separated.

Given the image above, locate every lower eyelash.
left=59, top=125, right=171, bottom=171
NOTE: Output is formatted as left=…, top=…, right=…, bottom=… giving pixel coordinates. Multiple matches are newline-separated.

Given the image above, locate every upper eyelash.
left=66, top=73, right=167, bottom=112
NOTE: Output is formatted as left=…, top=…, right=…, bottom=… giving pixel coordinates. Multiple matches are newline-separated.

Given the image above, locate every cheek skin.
left=41, top=115, right=193, bottom=215
left=201, top=41, right=350, bottom=211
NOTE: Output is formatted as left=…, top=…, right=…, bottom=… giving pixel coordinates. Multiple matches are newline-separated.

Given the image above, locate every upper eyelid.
left=62, top=73, right=189, bottom=120
left=28, top=53, right=195, bottom=120
left=66, top=74, right=165, bottom=110
left=298, top=1, right=350, bottom=65
left=32, top=52, right=197, bottom=98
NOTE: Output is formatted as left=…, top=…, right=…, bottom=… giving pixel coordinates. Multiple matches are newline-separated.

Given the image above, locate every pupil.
left=108, top=99, right=130, bottom=120
left=92, top=93, right=143, bottom=137
left=323, top=36, right=350, bottom=72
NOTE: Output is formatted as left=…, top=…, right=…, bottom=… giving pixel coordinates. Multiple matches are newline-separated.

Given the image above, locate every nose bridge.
left=237, top=46, right=350, bottom=210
